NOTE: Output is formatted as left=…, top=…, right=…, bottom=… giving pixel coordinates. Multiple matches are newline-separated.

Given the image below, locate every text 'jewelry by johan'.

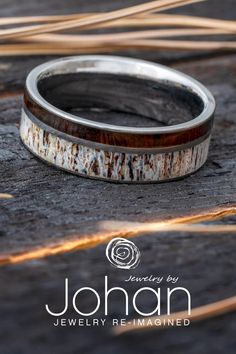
left=20, top=55, right=215, bottom=183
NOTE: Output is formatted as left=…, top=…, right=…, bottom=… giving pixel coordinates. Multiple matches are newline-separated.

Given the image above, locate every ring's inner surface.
left=37, top=73, right=204, bottom=127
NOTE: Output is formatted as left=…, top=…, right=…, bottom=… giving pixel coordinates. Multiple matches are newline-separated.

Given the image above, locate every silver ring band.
left=20, top=55, right=215, bottom=183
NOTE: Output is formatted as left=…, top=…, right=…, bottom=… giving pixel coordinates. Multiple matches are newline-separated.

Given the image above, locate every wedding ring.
left=20, top=55, right=215, bottom=183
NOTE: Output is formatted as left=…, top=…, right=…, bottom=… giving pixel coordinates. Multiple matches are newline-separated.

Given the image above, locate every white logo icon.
left=106, top=238, right=141, bottom=269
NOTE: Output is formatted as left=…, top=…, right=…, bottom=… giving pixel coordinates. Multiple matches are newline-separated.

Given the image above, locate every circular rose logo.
left=106, top=238, right=140, bottom=269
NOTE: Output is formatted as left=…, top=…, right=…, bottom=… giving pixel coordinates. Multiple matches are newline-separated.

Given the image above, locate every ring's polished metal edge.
left=25, top=55, right=215, bottom=134
left=20, top=55, right=215, bottom=183
left=20, top=109, right=211, bottom=183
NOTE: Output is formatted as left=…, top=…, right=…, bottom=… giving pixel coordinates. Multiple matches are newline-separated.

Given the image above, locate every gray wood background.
left=0, top=1, right=236, bottom=353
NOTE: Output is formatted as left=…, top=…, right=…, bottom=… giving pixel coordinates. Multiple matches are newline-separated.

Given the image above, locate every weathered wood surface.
left=0, top=1, right=236, bottom=353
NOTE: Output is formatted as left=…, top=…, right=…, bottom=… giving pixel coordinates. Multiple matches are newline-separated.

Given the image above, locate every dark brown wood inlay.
left=24, top=88, right=213, bottom=149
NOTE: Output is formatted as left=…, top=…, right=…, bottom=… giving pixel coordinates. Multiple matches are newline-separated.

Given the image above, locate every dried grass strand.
left=1, top=13, right=236, bottom=33
left=0, top=39, right=235, bottom=56
left=114, top=295, right=236, bottom=335
left=122, top=39, right=236, bottom=51
left=21, top=28, right=233, bottom=45
left=0, top=193, right=14, bottom=199
left=0, top=0, right=205, bottom=39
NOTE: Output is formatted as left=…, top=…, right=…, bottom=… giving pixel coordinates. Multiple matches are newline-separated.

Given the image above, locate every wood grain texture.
left=0, top=1, right=236, bottom=353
